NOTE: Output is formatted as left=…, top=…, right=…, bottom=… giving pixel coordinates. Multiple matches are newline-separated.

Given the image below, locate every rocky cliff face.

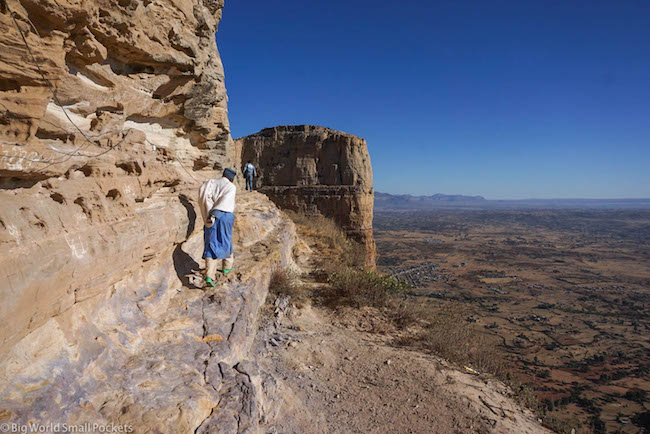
left=0, top=4, right=551, bottom=433
left=0, top=1, right=292, bottom=431
left=236, top=125, right=376, bottom=266
left=0, top=0, right=234, bottom=354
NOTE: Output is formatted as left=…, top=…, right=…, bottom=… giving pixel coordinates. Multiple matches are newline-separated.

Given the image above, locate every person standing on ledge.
left=243, top=160, right=257, bottom=191
left=199, top=168, right=237, bottom=288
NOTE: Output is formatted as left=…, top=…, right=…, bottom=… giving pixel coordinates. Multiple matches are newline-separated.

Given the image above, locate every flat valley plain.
left=374, top=209, right=650, bottom=433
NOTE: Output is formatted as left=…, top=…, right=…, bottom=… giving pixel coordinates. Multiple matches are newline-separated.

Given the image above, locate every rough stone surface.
left=236, top=125, right=376, bottom=266
left=0, top=0, right=235, bottom=355
left=0, top=0, right=232, bottom=156
left=0, top=192, right=296, bottom=433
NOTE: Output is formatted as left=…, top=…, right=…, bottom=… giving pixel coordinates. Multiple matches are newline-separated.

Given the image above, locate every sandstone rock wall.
left=236, top=125, right=376, bottom=266
left=0, top=0, right=235, bottom=355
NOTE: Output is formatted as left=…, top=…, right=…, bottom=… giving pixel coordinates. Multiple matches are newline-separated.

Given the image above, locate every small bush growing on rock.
left=269, top=268, right=305, bottom=301
left=540, top=414, right=582, bottom=434
left=327, top=268, right=410, bottom=308
left=390, top=299, right=431, bottom=328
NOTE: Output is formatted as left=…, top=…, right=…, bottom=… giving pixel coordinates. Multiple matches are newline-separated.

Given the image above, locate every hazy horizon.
left=376, top=191, right=650, bottom=201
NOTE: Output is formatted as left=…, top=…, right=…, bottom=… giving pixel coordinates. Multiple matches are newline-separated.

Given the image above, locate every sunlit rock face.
left=0, top=191, right=298, bottom=432
left=237, top=125, right=376, bottom=267
left=0, top=0, right=235, bottom=353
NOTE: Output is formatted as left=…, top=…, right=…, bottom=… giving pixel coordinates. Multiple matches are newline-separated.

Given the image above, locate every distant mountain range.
left=374, top=192, right=650, bottom=210
left=375, top=192, right=487, bottom=209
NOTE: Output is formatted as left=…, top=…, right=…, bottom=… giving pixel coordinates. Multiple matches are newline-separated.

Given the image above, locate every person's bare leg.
left=222, top=254, right=234, bottom=272
left=206, top=258, right=219, bottom=281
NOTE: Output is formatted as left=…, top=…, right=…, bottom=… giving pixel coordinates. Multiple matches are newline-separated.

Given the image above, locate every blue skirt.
left=203, top=210, right=234, bottom=259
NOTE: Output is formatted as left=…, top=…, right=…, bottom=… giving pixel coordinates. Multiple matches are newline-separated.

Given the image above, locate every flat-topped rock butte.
left=236, top=125, right=376, bottom=267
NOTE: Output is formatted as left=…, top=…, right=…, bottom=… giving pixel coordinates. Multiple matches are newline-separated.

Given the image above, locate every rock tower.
left=236, top=125, right=376, bottom=267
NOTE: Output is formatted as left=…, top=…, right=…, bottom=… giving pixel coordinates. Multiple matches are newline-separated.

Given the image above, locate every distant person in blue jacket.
left=243, top=161, right=257, bottom=191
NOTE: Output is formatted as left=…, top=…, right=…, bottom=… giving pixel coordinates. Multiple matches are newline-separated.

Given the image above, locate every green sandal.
left=205, top=277, right=216, bottom=287
left=221, top=267, right=235, bottom=274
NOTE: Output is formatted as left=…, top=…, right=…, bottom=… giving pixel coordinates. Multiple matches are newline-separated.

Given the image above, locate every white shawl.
left=198, top=177, right=236, bottom=227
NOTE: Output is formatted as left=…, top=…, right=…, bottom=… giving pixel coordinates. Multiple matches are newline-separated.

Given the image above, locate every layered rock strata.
left=236, top=125, right=376, bottom=266
left=0, top=0, right=234, bottom=355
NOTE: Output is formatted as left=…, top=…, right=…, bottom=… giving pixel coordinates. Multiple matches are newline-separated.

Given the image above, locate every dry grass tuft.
left=285, top=211, right=365, bottom=268
left=269, top=268, right=305, bottom=301
left=327, top=268, right=410, bottom=308
left=287, top=211, right=348, bottom=247
left=390, top=299, right=431, bottom=329
left=420, top=304, right=506, bottom=377
left=396, top=301, right=510, bottom=379
left=539, top=414, right=582, bottom=433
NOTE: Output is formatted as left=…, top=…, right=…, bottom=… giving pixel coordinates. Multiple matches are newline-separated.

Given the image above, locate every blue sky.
left=218, top=0, right=650, bottom=199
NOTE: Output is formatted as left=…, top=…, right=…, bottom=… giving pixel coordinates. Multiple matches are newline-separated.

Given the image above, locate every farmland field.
left=374, top=209, right=650, bottom=433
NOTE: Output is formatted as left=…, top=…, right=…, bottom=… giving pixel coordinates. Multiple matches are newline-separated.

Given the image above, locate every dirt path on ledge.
left=258, top=300, right=551, bottom=434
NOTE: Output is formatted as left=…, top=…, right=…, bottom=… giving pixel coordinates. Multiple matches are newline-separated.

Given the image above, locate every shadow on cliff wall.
left=173, top=194, right=200, bottom=288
